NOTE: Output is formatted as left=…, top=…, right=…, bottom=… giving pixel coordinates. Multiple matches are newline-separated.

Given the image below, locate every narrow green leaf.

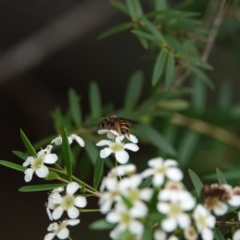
left=12, top=151, right=28, bottom=161
left=165, top=52, right=175, bottom=89
left=126, top=0, right=142, bottom=19
left=157, top=99, right=189, bottom=111
left=188, top=169, right=204, bottom=196
left=93, top=155, right=104, bottom=189
left=185, top=64, right=214, bottom=88
left=89, top=81, right=102, bottom=119
left=141, top=16, right=165, bottom=42
left=110, top=0, right=129, bottom=15
left=125, top=70, right=143, bottom=111
left=141, top=226, right=152, bottom=240
left=155, top=0, right=168, bottom=10
left=218, top=81, right=231, bottom=108
left=135, top=124, right=176, bottom=156
left=139, top=177, right=152, bottom=189
left=62, top=129, right=72, bottom=180
left=0, top=160, right=26, bottom=172
left=152, top=49, right=168, bottom=86
left=98, top=22, right=133, bottom=40
left=50, top=107, right=63, bottom=133
left=45, top=171, right=59, bottom=180
left=19, top=183, right=66, bottom=192
left=178, top=130, right=199, bottom=167
left=131, top=30, right=159, bottom=43
left=90, top=219, right=114, bottom=230
left=20, top=129, right=37, bottom=157
left=214, top=227, right=226, bottom=240
left=192, top=79, right=206, bottom=111
left=84, top=137, right=98, bottom=165
left=216, top=168, right=228, bottom=184
left=179, top=53, right=213, bottom=70
left=68, top=88, right=82, bottom=127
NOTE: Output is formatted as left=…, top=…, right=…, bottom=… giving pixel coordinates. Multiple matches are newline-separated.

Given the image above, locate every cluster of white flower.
left=20, top=129, right=240, bottom=240
left=22, top=134, right=87, bottom=240
left=98, top=155, right=217, bottom=240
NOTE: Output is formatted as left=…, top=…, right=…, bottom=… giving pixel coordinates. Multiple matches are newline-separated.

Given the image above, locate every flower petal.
left=126, top=134, right=138, bottom=143
left=67, top=206, right=79, bottom=219
left=51, top=136, right=62, bottom=145
left=66, top=219, right=80, bottom=226
left=66, top=182, right=80, bottom=195
left=52, top=206, right=64, bottom=220
left=166, top=168, right=183, bottom=182
left=124, top=143, right=139, bottom=152
left=100, top=148, right=112, bottom=158
left=72, top=134, right=85, bottom=147
left=115, top=150, right=129, bottom=164
left=44, top=233, right=55, bottom=240
left=43, top=154, right=58, bottom=164
left=74, top=196, right=87, bottom=208
left=57, top=228, right=69, bottom=239
left=23, top=156, right=33, bottom=167
left=24, top=168, right=34, bottom=182
left=161, top=217, right=177, bottom=232
left=96, top=140, right=111, bottom=146
left=36, top=165, right=49, bottom=178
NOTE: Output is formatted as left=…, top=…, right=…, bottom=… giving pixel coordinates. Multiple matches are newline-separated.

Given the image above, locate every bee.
left=99, top=115, right=138, bottom=136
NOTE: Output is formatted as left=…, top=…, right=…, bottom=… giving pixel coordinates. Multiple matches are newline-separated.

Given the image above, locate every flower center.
left=120, top=212, right=131, bottom=224
left=32, top=157, right=44, bottom=170
left=156, top=166, right=167, bottom=175
left=62, top=195, right=75, bottom=210
left=128, top=189, right=139, bottom=202
left=110, top=142, right=124, bottom=152
left=169, top=203, right=181, bottom=217
left=197, top=215, right=207, bottom=230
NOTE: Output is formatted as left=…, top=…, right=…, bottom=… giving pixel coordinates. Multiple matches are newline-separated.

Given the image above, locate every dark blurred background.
left=0, top=0, right=240, bottom=239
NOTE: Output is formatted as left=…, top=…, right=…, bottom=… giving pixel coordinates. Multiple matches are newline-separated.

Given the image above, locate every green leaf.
left=93, top=155, right=104, bottom=189
left=20, top=129, right=37, bottom=157
left=185, top=64, right=214, bottom=88
left=126, top=0, right=143, bottom=20
left=90, top=219, right=114, bottom=230
left=155, top=0, right=168, bottom=10
left=89, top=81, right=102, bottom=119
left=84, top=137, right=98, bottom=165
left=157, top=99, right=189, bottom=111
left=141, top=16, right=165, bottom=42
left=110, top=0, right=129, bottom=16
left=141, top=226, right=152, bottom=240
left=218, top=81, right=231, bottom=108
left=125, top=70, right=143, bottom=111
left=12, top=150, right=28, bottom=161
left=178, top=130, right=199, bottom=167
left=19, top=183, right=66, bottom=192
left=214, top=227, right=226, bottom=240
left=68, top=88, right=82, bottom=127
left=98, top=22, right=133, bottom=40
left=152, top=49, right=168, bottom=86
left=139, top=177, right=152, bottom=189
left=131, top=30, right=159, bottom=43
left=192, top=79, right=206, bottom=111
left=62, top=129, right=72, bottom=180
left=135, top=124, right=176, bottom=156
left=216, top=168, right=228, bottom=184
left=45, top=171, right=59, bottom=180
left=188, top=169, right=203, bottom=196
left=0, top=160, right=26, bottom=172
left=165, top=52, right=175, bottom=89
left=51, top=107, right=63, bottom=133
left=179, top=53, right=213, bottom=70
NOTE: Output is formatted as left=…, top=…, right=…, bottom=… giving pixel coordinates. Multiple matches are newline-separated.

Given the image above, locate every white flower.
left=98, top=129, right=138, bottom=143
left=48, top=182, right=87, bottom=220
left=193, top=204, right=216, bottom=240
left=154, top=230, right=179, bottom=240
left=44, top=219, right=80, bottom=240
left=96, top=135, right=139, bottom=164
left=141, top=157, right=183, bottom=187
left=51, top=134, right=84, bottom=147
left=106, top=203, right=144, bottom=239
left=233, top=229, right=240, bottom=240
left=23, top=145, right=58, bottom=182
left=46, top=187, right=64, bottom=220
left=228, top=187, right=240, bottom=207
